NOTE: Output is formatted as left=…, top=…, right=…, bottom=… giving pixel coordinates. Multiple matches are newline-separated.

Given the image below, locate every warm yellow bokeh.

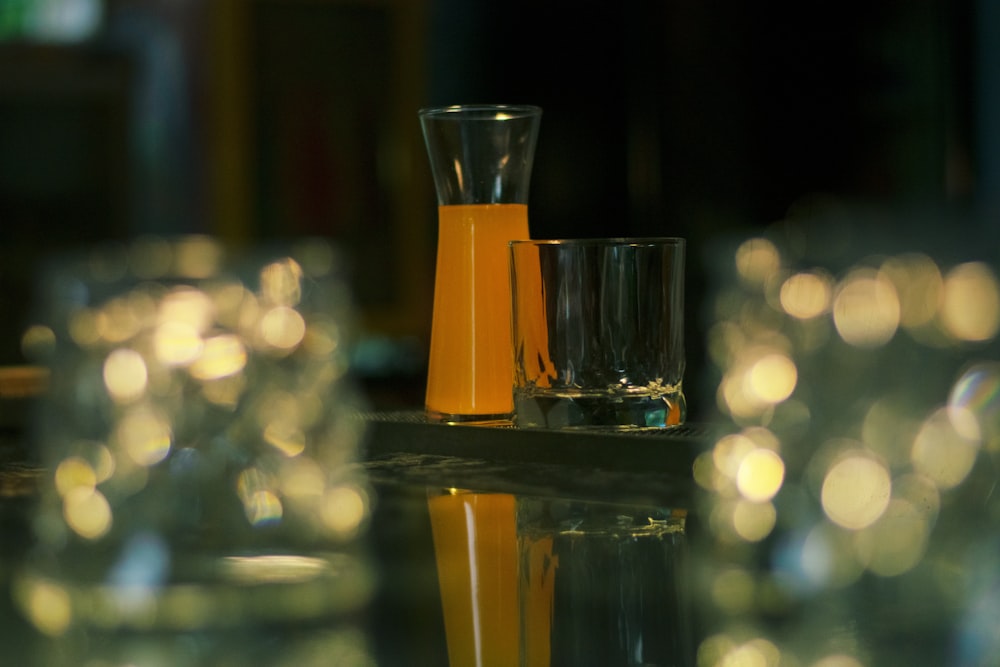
left=117, top=406, right=172, bottom=467
left=854, top=498, right=929, bottom=577
left=189, top=334, right=247, bottom=380
left=911, top=407, right=980, bottom=490
left=18, top=578, right=72, bottom=637
left=736, top=448, right=785, bottom=502
left=780, top=271, right=832, bottom=319
left=279, top=457, right=326, bottom=499
left=732, top=498, right=777, bottom=542
left=103, top=348, right=148, bottom=403
left=154, top=321, right=204, bottom=367
left=321, top=484, right=369, bottom=538
left=811, top=655, right=864, bottom=667
left=260, top=306, right=307, bottom=350
left=821, top=453, right=891, bottom=530
left=63, top=487, right=112, bottom=540
left=720, top=346, right=797, bottom=418
left=880, top=253, right=942, bottom=330
left=173, top=235, right=222, bottom=279
left=260, top=258, right=304, bottom=306
left=940, top=262, right=1000, bottom=342
left=54, top=457, right=97, bottom=497
left=710, top=567, right=755, bottom=615
left=96, top=297, right=143, bottom=344
left=264, top=420, right=307, bottom=458
left=832, top=269, right=900, bottom=348
left=713, top=433, right=758, bottom=482
left=736, top=238, right=781, bottom=286
left=157, top=287, right=215, bottom=334
left=244, top=490, right=284, bottom=526
left=747, top=353, right=797, bottom=405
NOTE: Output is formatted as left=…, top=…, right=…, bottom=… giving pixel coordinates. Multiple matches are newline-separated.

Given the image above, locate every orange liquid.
left=426, top=204, right=529, bottom=419
left=510, top=243, right=556, bottom=389
left=521, top=531, right=556, bottom=667
left=428, top=492, right=519, bottom=667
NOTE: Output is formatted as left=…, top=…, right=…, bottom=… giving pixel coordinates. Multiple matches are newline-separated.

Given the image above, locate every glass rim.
left=509, top=237, right=685, bottom=248
left=418, top=104, right=543, bottom=120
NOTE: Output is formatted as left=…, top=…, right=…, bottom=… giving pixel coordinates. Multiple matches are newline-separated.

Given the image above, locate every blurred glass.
left=0, top=0, right=103, bottom=42
left=14, top=236, right=376, bottom=665
left=696, top=217, right=1000, bottom=667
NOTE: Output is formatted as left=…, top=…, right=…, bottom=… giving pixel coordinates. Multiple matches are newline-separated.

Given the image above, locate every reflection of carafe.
left=427, top=490, right=520, bottom=667
left=418, top=105, right=542, bottom=422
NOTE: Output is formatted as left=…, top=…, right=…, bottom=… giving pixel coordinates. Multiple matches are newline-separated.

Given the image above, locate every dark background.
left=0, top=3, right=996, bottom=664
left=0, top=0, right=993, bottom=418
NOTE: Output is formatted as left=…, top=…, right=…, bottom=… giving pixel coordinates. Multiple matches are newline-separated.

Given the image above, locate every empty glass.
left=509, top=238, right=687, bottom=429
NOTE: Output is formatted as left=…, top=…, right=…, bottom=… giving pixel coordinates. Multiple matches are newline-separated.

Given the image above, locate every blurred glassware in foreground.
left=14, top=236, right=376, bottom=665
left=694, top=214, right=1000, bottom=667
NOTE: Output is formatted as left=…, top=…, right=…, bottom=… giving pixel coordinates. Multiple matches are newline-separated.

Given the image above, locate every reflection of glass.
left=509, top=238, right=686, bottom=429
left=419, top=105, right=542, bottom=422
left=517, top=498, right=692, bottom=667
left=15, top=237, right=375, bottom=663
left=427, top=489, right=520, bottom=667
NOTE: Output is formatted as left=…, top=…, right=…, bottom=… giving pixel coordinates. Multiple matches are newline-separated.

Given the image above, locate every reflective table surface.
left=1, top=407, right=711, bottom=666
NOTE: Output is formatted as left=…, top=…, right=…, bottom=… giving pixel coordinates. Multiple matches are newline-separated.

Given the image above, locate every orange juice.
left=428, top=491, right=519, bottom=667
left=425, top=203, right=529, bottom=419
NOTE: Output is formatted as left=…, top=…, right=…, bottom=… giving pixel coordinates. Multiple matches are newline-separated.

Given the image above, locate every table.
left=1, top=407, right=712, bottom=665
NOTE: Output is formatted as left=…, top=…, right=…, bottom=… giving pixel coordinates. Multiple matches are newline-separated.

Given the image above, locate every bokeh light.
left=880, top=253, right=942, bottom=331
left=321, top=484, right=369, bottom=538
left=117, top=405, right=172, bottom=467
left=821, top=452, right=891, bottom=530
left=21, top=236, right=372, bottom=638
left=747, top=353, right=797, bottom=405
left=16, top=578, right=73, bottom=637
left=259, top=306, right=307, bottom=350
left=832, top=268, right=900, bottom=347
left=736, top=448, right=785, bottom=502
left=940, top=262, right=1000, bottom=342
left=260, top=258, right=304, bottom=306
left=854, top=498, right=929, bottom=576
left=780, top=270, right=832, bottom=319
left=910, top=406, right=980, bottom=490
left=719, top=345, right=797, bottom=419
left=54, top=457, right=96, bottom=497
left=731, top=498, right=777, bottom=542
left=103, top=347, right=148, bottom=402
left=812, top=655, right=863, bottom=667
left=735, top=238, right=781, bottom=287
left=188, top=334, right=247, bottom=380
left=949, top=362, right=1000, bottom=450
left=702, top=229, right=1000, bottom=666
left=62, top=486, right=112, bottom=539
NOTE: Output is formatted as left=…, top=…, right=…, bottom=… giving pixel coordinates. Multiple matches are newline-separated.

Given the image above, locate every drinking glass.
left=419, top=104, right=542, bottom=422
left=14, top=236, right=376, bottom=663
left=509, top=238, right=686, bottom=429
